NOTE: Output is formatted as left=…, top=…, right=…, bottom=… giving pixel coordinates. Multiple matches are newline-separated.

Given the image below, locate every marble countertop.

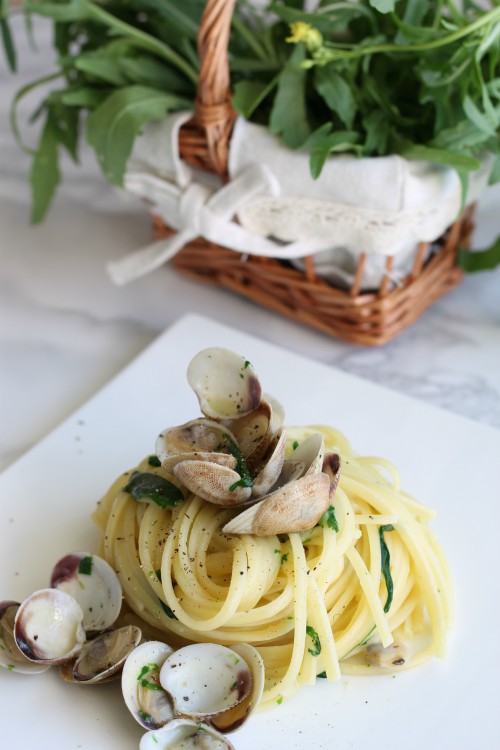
left=1, top=15, right=499, bottom=473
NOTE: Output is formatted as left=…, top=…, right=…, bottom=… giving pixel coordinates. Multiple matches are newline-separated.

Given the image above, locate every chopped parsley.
left=123, top=472, right=184, bottom=509
left=159, top=599, right=177, bottom=619
left=292, top=440, right=299, bottom=450
left=277, top=695, right=283, bottom=705
left=317, top=671, right=327, bottom=678
left=78, top=555, right=93, bottom=576
left=306, top=625, right=321, bottom=656
left=223, top=434, right=253, bottom=491
left=148, top=455, right=161, bottom=467
left=379, top=524, right=395, bottom=613
left=319, top=505, right=339, bottom=532
left=137, top=663, right=162, bottom=691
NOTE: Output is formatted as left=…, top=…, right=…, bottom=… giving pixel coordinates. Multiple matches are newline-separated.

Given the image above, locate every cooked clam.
left=0, top=601, right=49, bottom=674
left=251, top=428, right=287, bottom=497
left=222, top=472, right=331, bottom=536
left=156, top=419, right=238, bottom=464
left=289, top=432, right=325, bottom=476
left=50, top=552, right=122, bottom=632
left=122, top=640, right=175, bottom=729
left=173, top=460, right=252, bottom=506
left=140, top=718, right=235, bottom=750
left=60, top=624, right=142, bottom=684
left=365, top=641, right=409, bottom=668
left=210, top=643, right=265, bottom=733
left=187, top=348, right=261, bottom=420
left=159, top=643, right=252, bottom=718
left=14, top=588, right=86, bottom=665
left=222, top=400, right=274, bottom=472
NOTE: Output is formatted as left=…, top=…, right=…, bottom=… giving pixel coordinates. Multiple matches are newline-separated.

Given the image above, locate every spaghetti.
left=93, top=423, right=453, bottom=709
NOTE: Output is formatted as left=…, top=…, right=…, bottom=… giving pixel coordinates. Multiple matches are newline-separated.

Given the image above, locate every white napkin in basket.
left=109, top=113, right=491, bottom=288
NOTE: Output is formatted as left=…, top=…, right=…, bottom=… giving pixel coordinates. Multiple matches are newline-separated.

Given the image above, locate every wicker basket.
left=153, top=0, right=475, bottom=347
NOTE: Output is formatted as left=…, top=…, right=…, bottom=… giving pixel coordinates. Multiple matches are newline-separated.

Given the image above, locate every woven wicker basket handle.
left=194, top=0, right=237, bottom=175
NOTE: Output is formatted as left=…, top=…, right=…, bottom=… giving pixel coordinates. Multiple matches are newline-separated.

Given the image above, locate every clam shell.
left=14, top=588, right=86, bottom=665
left=61, top=624, right=142, bottom=684
left=173, top=461, right=251, bottom=506
left=122, top=640, right=175, bottom=729
left=251, top=428, right=287, bottom=498
left=290, top=433, right=325, bottom=476
left=187, top=348, right=261, bottom=420
left=159, top=643, right=252, bottom=718
left=211, top=643, right=265, bottom=733
left=0, top=601, right=50, bottom=674
left=222, top=472, right=331, bottom=536
left=156, top=420, right=238, bottom=461
left=140, top=718, right=236, bottom=750
left=50, top=552, right=122, bottom=632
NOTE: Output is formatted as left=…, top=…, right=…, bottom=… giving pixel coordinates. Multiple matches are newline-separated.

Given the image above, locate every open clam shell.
left=210, top=643, right=265, bottom=733
left=223, top=400, right=274, bottom=472
left=14, top=588, right=86, bottom=665
left=222, top=472, right=331, bottom=536
left=0, top=601, right=50, bottom=674
left=140, top=718, right=236, bottom=750
left=156, top=419, right=238, bottom=463
left=60, top=624, right=142, bottom=684
left=290, top=432, right=325, bottom=476
left=251, top=428, right=287, bottom=498
left=50, top=552, right=122, bottom=632
left=159, top=643, right=252, bottom=719
left=187, top=348, right=262, bottom=420
left=122, top=640, right=175, bottom=729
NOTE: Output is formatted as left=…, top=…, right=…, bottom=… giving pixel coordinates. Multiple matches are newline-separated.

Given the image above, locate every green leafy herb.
left=317, top=670, right=327, bottom=678
left=159, top=599, right=177, bottom=620
left=3, top=0, right=499, bottom=270
left=379, top=524, right=395, bottom=613
left=306, top=624, right=321, bottom=656
left=319, top=505, right=339, bottom=533
left=223, top=434, right=253, bottom=492
left=137, top=663, right=162, bottom=690
left=123, top=471, right=184, bottom=509
left=457, top=237, right=500, bottom=273
left=78, top=555, right=93, bottom=576
left=148, top=455, right=161, bottom=467
left=292, top=441, right=299, bottom=450
left=277, top=695, right=283, bottom=705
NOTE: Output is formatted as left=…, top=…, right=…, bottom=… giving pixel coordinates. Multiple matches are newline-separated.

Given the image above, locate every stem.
left=231, top=14, right=269, bottom=62
left=10, top=71, right=64, bottom=154
left=317, top=6, right=500, bottom=60
left=82, top=0, right=198, bottom=84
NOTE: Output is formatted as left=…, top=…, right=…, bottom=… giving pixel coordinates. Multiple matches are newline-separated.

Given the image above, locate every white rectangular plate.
left=1, top=314, right=499, bottom=750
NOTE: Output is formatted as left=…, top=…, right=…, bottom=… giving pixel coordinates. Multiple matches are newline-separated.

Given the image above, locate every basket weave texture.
left=154, top=0, right=475, bottom=346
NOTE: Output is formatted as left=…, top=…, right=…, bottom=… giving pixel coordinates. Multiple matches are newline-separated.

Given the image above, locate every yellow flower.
left=286, top=21, right=323, bottom=52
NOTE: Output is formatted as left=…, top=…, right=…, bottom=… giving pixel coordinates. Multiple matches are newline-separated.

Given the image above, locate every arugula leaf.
left=30, top=113, right=61, bottom=224
left=123, top=471, right=184, bottom=509
left=86, top=86, right=191, bottom=186
left=270, top=43, right=311, bottom=149
left=457, top=237, right=500, bottom=272
left=1, top=3, right=16, bottom=72
left=379, top=524, right=395, bottom=614
left=314, top=64, right=357, bottom=129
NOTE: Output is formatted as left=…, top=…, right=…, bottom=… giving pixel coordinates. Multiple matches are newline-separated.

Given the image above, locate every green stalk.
left=231, top=14, right=269, bottom=62
left=10, top=71, right=64, bottom=153
left=314, top=6, right=500, bottom=62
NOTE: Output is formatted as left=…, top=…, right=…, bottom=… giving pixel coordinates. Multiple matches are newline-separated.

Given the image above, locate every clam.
left=289, top=432, right=325, bottom=476
left=60, top=624, right=142, bottom=684
left=222, top=472, right=331, bottom=536
left=210, top=643, right=265, bottom=733
left=323, top=452, right=341, bottom=497
left=0, top=601, right=49, bottom=674
left=50, top=552, right=122, bottom=632
left=159, top=643, right=252, bottom=719
left=222, top=400, right=274, bottom=472
left=365, top=641, right=409, bottom=668
left=187, top=348, right=262, bottom=420
left=140, top=718, right=236, bottom=750
left=14, top=588, right=86, bottom=665
left=156, top=419, right=238, bottom=462
left=251, top=428, right=287, bottom=497
left=122, top=640, right=175, bottom=729
left=173, top=461, right=252, bottom=506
